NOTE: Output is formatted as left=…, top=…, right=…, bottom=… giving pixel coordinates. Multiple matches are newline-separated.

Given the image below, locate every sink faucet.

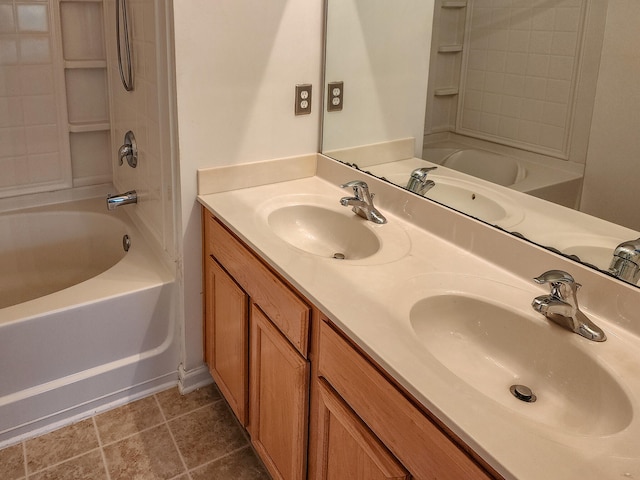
left=340, top=180, right=387, bottom=224
left=406, top=166, right=437, bottom=195
left=106, top=190, right=137, bottom=211
left=609, top=238, right=640, bottom=284
left=531, top=270, right=606, bottom=342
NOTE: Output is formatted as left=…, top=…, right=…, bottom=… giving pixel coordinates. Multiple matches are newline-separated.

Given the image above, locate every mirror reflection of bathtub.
left=328, top=137, right=640, bottom=278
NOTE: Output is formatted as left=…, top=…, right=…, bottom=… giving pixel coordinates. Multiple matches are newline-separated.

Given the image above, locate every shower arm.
left=116, top=0, right=134, bottom=92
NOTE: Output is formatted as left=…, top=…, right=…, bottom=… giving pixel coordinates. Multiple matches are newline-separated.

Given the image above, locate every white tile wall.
left=457, top=0, right=586, bottom=157
left=0, top=0, right=71, bottom=196
left=105, top=0, right=176, bottom=259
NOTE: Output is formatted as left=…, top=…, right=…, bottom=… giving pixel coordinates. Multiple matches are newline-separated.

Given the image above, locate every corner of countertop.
left=197, top=153, right=319, bottom=195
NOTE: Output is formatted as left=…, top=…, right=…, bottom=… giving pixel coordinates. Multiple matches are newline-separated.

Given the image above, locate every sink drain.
left=510, top=384, right=537, bottom=403
left=332, top=253, right=346, bottom=260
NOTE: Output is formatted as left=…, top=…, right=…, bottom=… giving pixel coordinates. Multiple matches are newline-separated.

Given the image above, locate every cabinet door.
left=204, top=255, right=249, bottom=426
left=249, top=304, right=310, bottom=480
left=314, top=379, right=410, bottom=480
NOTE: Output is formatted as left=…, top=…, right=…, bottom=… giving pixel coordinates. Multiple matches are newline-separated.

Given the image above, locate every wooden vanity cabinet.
left=202, top=207, right=500, bottom=480
left=313, top=318, right=497, bottom=480
left=314, top=378, right=410, bottom=480
left=203, top=255, right=249, bottom=425
left=203, top=210, right=311, bottom=480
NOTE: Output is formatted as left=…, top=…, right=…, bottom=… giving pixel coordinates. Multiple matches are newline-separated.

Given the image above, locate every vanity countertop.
left=197, top=156, right=640, bottom=480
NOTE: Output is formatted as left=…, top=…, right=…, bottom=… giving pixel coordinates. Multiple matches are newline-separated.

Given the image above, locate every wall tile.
left=458, top=1, right=585, bottom=154
left=0, top=4, right=16, bottom=33
left=16, top=4, right=48, bottom=33
left=18, top=37, right=50, bottom=63
left=0, top=38, right=18, bottom=64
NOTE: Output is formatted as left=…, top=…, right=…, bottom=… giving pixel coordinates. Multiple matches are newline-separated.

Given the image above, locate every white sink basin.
left=256, top=193, right=412, bottom=264
left=390, top=274, right=633, bottom=437
left=267, top=204, right=380, bottom=259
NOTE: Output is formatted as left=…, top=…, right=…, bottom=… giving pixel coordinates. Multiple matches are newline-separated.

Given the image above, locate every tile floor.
left=0, top=384, right=271, bottom=480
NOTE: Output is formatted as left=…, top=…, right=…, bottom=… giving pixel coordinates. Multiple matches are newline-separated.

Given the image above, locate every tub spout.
left=107, top=191, right=137, bottom=211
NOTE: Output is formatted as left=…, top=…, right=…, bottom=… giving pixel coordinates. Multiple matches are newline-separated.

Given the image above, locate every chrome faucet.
left=531, top=270, right=606, bottom=342
left=106, top=190, right=137, bottom=211
left=118, top=130, right=138, bottom=168
left=340, top=180, right=387, bottom=224
left=609, top=238, right=640, bottom=284
left=406, top=166, right=437, bottom=195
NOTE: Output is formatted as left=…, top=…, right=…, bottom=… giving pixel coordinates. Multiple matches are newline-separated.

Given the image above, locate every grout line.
left=160, top=397, right=225, bottom=423
left=22, top=441, right=28, bottom=480
left=24, top=447, right=104, bottom=477
left=92, top=417, right=112, bottom=480
left=187, top=444, right=253, bottom=477
left=153, top=394, right=192, bottom=480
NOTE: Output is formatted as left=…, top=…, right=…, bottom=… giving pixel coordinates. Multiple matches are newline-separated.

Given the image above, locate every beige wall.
left=581, top=0, right=640, bottom=231
left=172, top=0, right=324, bottom=373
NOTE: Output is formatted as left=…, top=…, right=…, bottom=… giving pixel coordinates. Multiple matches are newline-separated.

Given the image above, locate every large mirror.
left=322, top=0, right=640, bottom=287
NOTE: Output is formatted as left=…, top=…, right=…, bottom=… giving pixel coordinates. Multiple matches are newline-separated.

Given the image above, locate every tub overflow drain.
left=123, top=234, right=131, bottom=252
left=510, top=384, right=536, bottom=403
left=332, top=253, right=346, bottom=260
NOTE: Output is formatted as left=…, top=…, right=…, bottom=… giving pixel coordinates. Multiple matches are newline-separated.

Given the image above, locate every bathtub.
left=423, top=144, right=585, bottom=209
left=0, top=197, right=179, bottom=447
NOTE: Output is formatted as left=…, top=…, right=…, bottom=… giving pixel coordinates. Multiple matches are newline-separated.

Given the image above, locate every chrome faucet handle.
left=118, top=130, right=138, bottom=168
left=610, top=238, right=640, bottom=284
left=340, top=180, right=372, bottom=202
left=533, top=270, right=579, bottom=301
left=410, top=166, right=437, bottom=182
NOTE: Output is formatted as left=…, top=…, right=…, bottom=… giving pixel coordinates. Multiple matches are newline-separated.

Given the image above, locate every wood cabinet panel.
left=206, top=213, right=310, bottom=356
left=314, top=379, right=410, bottom=480
left=318, top=320, right=494, bottom=480
left=204, top=255, right=249, bottom=426
left=250, top=304, right=310, bottom=480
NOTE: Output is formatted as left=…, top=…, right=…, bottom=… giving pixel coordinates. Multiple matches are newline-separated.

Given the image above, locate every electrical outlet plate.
left=327, top=81, right=343, bottom=112
left=295, top=84, right=312, bottom=115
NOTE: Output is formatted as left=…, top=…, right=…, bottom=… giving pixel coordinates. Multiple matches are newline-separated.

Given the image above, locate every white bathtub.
left=0, top=197, right=179, bottom=447
left=423, top=144, right=585, bottom=208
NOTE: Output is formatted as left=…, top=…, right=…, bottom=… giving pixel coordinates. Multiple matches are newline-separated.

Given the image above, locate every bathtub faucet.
left=106, top=190, right=137, bottom=211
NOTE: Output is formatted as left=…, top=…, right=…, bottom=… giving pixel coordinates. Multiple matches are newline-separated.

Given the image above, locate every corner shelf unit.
left=424, top=0, right=469, bottom=134
left=57, top=0, right=112, bottom=187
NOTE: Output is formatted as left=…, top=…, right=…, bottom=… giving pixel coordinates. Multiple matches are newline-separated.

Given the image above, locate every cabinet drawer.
left=205, top=211, right=310, bottom=356
left=318, top=320, right=495, bottom=480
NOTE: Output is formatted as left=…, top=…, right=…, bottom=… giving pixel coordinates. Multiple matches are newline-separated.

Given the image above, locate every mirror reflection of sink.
left=382, top=172, right=523, bottom=226
left=424, top=178, right=507, bottom=223
left=532, top=233, right=620, bottom=268
left=405, top=278, right=632, bottom=436
left=267, top=204, right=379, bottom=259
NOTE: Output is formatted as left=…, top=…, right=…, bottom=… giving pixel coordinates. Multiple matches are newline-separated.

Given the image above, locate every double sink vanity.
left=198, top=154, right=640, bottom=480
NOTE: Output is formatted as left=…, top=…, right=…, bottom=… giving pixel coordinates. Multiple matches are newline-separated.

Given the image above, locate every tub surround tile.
left=169, top=400, right=248, bottom=469
left=103, top=424, right=184, bottom=480
left=25, top=418, right=99, bottom=474
left=190, top=446, right=271, bottom=480
left=0, top=443, right=25, bottom=479
left=28, top=449, right=107, bottom=480
left=94, top=395, right=164, bottom=445
left=156, top=383, right=221, bottom=420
